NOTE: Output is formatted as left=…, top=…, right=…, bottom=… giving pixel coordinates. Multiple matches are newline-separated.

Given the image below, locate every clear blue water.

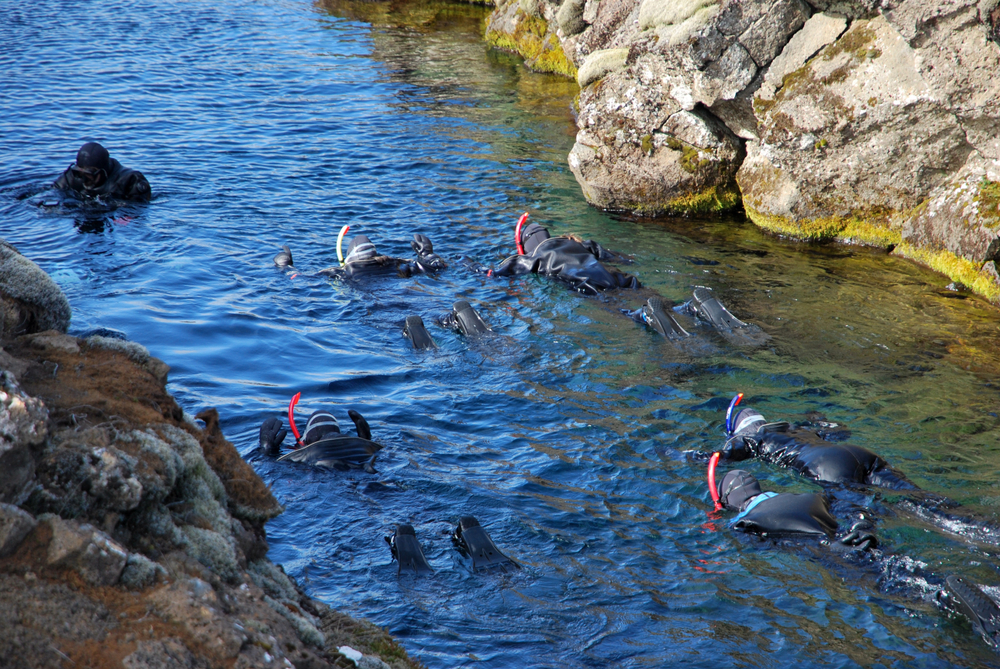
left=3, top=0, right=1000, bottom=666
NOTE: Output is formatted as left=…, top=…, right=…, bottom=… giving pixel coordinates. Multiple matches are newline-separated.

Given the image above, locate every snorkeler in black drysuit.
left=274, top=229, right=448, bottom=349
left=259, top=393, right=381, bottom=471
left=54, top=142, right=151, bottom=202
left=490, top=214, right=764, bottom=344
left=711, top=467, right=877, bottom=549
left=491, top=213, right=640, bottom=295
left=714, top=394, right=915, bottom=489
left=274, top=228, right=446, bottom=280
left=710, top=464, right=1000, bottom=648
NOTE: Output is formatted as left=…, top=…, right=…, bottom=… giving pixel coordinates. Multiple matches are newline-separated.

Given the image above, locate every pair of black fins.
left=939, top=575, right=1000, bottom=647
left=638, top=287, right=768, bottom=346
left=276, top=409, right=382, bottom=472
left=386, top=516, right=518, bottom=575
left=403, top=300, right=491, bottom=350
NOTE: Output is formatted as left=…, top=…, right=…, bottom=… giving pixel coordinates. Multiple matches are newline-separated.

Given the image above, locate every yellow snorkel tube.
left=336, top=224, right=350, bottom=266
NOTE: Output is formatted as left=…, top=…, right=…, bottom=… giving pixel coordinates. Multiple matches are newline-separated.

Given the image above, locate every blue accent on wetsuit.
left=732, top=492, right=779, bottom=525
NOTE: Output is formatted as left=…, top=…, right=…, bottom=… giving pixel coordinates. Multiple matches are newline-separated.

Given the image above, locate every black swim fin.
left=690, top=287, right=746, bottom=331
left=274, top=245, right=294, bottom=268
left=404, top=315, right=436, bottom=349
left=386, top=524, right=434, bottom=575
left=348, top=409, right=372, bottom=440
left=641, top=297, right=689, bottom=339
left=452, top=516, right=518, bottom=572
left=940, top=575, right=1000, bottom=645
left=452, top=300, right=491, bottom=335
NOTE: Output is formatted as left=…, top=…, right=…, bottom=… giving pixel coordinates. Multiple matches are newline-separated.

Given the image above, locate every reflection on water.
left=3, top=0, right=1000, bottom=666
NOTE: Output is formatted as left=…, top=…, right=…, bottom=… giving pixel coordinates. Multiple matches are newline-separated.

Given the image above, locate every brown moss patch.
left=9, top=333, right=184, bottom=431
left=196, top=408, right=283, bottom=522
left=321, top=610, right=426, bottom=669
left=822, top=21, right=877, bottom=62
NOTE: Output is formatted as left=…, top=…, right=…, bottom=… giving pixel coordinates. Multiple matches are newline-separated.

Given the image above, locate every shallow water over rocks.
left=3, top=0, right=1000, bottom=666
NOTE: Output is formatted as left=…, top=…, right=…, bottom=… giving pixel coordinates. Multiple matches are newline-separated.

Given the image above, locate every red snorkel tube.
left=288, top=392, right=303, bottom=448
left=708, top=451, right=722, bottom=511
left=514, top=212, right=529, bottom=255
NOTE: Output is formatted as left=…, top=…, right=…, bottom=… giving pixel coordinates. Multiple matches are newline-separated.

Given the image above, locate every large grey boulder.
left=739, top=15, right=972, bottom=234
left=569, top=58, right=743, bottom=213
left=566, top=0, right=811, bottom=214
left=898, top=154, right=1000, bottom=296
left=0, top=241, right=71, bottom=338
left=737, top=1, right=1000, bottom=300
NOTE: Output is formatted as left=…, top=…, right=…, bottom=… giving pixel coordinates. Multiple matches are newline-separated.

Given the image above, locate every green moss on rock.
left=743, top=203, right=1000, bottom=303
left=485, top=7, right=578, bottom=78
left=631, top=183, right=742, bottom=216
left=744, top=204, right=901, bottom=248
left=895, top=243, right=1000, bottom=302
left=977, top=179, right=1000, bottom=229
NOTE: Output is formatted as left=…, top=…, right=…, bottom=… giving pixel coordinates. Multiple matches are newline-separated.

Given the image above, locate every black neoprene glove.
left=836, top=519, right=878, bottom=552
left=412, top=234, right=447, bottom=271
left=411, top=234, right=434, bottom=257
left=259, top=416, right=287, bottom=454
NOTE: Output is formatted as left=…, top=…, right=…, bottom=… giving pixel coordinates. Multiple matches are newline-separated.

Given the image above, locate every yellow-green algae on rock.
left=657, top=184, right=742, bottom=216
left=743, top=205, right=902, bottom=248
left=484, top=1, right=578, bottom=78
left=894, top=243, right=1000, bottom=303
left=744, top=204, right=1000, bottom=304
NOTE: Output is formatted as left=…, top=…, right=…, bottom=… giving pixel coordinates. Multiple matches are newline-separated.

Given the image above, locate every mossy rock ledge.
left=739, top=8, right=1000, bottom=302
left=0, top=242, right=423, bottom=669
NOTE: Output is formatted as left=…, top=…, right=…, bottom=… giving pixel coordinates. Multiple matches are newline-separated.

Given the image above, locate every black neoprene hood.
left=76, top=142, right=111, bottom=172
left=718, top=469, right=762, bottom=510
left=520, top=222, right=550, bottom=255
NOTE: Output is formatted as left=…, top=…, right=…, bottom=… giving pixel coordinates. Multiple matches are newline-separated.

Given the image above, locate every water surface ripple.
left=3, top=0, right=1000, bottom=666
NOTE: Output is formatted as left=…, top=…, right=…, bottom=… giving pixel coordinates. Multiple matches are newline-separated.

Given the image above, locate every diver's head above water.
left=728, top=407, right=765, bottom=437
left=71, top=142, right=112, bottom=190
left=345, top=235, right=378, bottom=264
left=717, top=469, right=762, bottom=510
left=519, top=222, right=550, bottom=255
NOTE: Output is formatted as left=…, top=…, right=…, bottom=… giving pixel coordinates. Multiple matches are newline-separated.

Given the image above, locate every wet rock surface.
left=0, top=243, right=424, bottom=669
left=484, top=0, right=1000, bottom=301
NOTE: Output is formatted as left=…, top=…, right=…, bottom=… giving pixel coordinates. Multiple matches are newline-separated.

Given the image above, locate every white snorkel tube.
left=336, top=224, right=350, bottom=266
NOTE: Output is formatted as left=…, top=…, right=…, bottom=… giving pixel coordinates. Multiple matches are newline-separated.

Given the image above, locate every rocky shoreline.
left=0, top=242, right=421, bottom=668
left=483, top=0, right=1000, bottom=303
